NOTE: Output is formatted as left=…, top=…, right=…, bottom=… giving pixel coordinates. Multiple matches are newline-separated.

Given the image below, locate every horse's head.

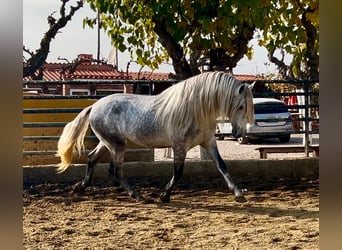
left=229, top=82, right=255, bottom=138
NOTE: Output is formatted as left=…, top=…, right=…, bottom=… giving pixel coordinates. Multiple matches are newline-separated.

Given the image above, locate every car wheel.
left=279, top=135, right=291, bottom=143
left=237, top=136, right=249, bottom=144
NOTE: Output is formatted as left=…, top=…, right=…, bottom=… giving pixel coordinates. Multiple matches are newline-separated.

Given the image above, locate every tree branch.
left=301, top=6, right=319, bottom=80
left=207, top=21, right=255, bottom=71
left=153, top=17, right=193, bottom=79
left=23, top=0, right=84, bottom=79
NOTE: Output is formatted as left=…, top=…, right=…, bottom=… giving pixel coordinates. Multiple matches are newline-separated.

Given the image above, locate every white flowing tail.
left=56, top=106, right=92, bottom=173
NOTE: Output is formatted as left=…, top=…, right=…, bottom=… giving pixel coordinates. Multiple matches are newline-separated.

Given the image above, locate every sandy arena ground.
left=23, top=135, right=319, bottom=249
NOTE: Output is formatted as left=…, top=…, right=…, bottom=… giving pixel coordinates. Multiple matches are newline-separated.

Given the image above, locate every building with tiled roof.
left=23, top=54, right=173, bottom=95
left=23, top=53, right=262, bottom=95
left=24, top=54, right=172, bottom=81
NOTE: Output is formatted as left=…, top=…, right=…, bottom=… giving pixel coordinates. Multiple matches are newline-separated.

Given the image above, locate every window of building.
left=70, top=89, right=90, bottom=96
left=95, top=89, right=123, bottom=96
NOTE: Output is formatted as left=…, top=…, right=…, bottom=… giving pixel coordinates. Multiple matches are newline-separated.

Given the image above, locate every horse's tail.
left=56, top=106, right=92, bottom=173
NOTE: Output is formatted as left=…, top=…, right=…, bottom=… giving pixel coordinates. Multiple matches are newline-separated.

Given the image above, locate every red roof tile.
left=233, top=74, right=261, bottom=81
left=23, top=54, right=259, bottom=82
left=23, top=62, right=170, bottom=81
left=129, top=71, right=170, bottom=80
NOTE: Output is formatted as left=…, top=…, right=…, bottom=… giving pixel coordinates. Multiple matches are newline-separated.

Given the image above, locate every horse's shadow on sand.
left=98, top=184, right=319, bottom=220
left=156, top=200, right=319, bottom=220
left=120, top=177, right=319, bottom=220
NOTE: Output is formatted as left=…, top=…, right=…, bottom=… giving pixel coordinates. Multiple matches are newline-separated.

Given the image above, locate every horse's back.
left=90, top=93, right=155, bottom=125
left=91, top=94, right=155, bottom=117
left=88, top=94, right=171, bottom=147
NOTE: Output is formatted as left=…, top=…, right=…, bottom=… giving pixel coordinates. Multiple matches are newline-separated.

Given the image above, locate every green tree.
left=85, top=0, right=318, bottom=80
left=85, top=0, right=274, bottom=78
left=257, top=0, right=319, bottom=80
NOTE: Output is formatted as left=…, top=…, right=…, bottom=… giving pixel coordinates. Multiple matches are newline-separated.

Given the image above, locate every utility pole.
left=97, top=11, right=100, bottom=63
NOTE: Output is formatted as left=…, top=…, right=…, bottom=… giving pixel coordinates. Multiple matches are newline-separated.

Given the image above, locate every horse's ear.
left=238, top=85, right=246, bottom=94
left=248, top=81, right=256, bottom=90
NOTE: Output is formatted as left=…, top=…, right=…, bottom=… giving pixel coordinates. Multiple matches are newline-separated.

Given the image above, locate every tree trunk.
left=153, top=18, right=193, bottom=79
left=302, top=7, right=319, bottom=80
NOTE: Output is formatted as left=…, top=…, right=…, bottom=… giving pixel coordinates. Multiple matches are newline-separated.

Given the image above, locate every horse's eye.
left=238, top=105, right=244, bottom=110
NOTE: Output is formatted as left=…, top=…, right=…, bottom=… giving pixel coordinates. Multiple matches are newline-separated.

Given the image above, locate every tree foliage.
left=85, top=0, right=276, bottom=78
left=258, top=0, right=319, bottom=80
left=23, top=0, right=319, bottom=81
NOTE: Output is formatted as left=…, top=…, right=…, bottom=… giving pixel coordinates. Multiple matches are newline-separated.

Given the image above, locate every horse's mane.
left=154, top=71, right=253, bottom=132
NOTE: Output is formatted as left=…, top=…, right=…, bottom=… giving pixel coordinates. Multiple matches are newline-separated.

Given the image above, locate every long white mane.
left=154, top=71, right=252, bottom=132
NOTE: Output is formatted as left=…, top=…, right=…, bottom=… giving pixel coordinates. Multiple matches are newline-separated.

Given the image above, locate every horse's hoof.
left=235, top=195, right=247, bottom=203
left=135, top=196, right=148, bottom=204
left=137, top=197, right=154, bottom=204
left=160, top=192, right=171, bottom=203
left=73, top=182, right=85, bottom=193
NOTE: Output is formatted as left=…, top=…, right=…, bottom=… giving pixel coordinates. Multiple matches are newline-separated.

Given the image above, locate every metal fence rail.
left=23, top=104, right=153, bottom=157
left=23, top=78, right=319, bottom=158
left=243, top=79, right=319, bottom=156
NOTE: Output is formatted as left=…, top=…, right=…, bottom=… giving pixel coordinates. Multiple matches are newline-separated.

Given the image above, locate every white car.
left=216, top=98, right=293, bottom=144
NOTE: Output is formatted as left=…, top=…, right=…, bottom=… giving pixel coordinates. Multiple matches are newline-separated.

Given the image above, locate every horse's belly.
left=126, top=133, right=172, bottom=148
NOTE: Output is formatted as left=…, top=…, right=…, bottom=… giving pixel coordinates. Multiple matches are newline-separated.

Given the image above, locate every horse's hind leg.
left=201, top=138, right=247, bottom=202
left=107, top=145, right=145, bottom=203
left=108, top=161, right=119, bottom=178
left=160, top=146, right=186, bottom=203
left=73, top=142, right=106, bottom=193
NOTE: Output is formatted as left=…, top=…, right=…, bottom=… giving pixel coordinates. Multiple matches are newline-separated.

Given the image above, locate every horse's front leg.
left=160, top=147, right=186, bottom=203
left=201, top=137, right=247, bottom=202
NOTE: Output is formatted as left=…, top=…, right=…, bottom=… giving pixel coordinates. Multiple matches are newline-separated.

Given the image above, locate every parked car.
left=216, top=98, right=293, bottom=144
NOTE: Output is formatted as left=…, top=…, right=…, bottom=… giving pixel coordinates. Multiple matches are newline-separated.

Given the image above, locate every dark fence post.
left=304, top=82, right=310, bottom=157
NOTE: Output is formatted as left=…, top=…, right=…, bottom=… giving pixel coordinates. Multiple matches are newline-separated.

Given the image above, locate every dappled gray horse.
left=56, top=71, right=255, bottom=203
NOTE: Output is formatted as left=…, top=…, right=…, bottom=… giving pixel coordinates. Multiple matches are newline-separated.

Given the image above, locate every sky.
left=23, top=0, right=281, bottom=75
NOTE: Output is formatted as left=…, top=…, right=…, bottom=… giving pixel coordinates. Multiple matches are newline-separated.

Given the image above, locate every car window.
left=254, top=103, right=289, bottom=114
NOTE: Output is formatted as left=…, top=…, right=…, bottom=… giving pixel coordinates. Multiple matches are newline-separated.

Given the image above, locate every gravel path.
left=154, top=134, right=319, bottom=161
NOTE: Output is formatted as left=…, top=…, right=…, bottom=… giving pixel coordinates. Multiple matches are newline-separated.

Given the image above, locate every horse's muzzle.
left=232, top=126, right=245, bottom=139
